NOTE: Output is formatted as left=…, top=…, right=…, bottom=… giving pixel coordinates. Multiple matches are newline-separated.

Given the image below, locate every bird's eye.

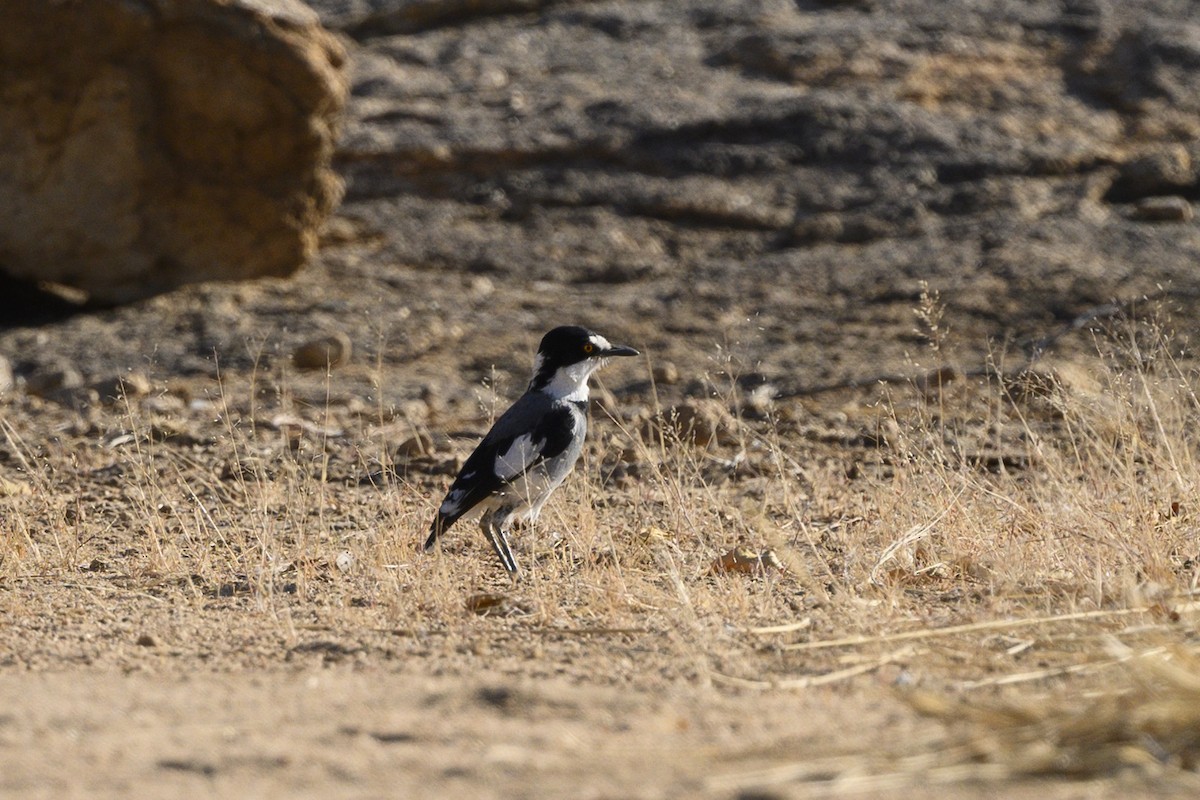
left=582, top=343, right=594, bottom=354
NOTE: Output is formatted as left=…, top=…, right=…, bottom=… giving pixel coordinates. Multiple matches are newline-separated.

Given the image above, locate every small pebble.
left=394, top=432, right=435, bottom=458
left=24, top=363, right=84, bottom=397
left=641, top=401, right=735, bottom=448
left=292, top=332, right=352, bottom=370
left=652, top=361, right=680, bottom=385
left=94, top=372, right=152, bottom=403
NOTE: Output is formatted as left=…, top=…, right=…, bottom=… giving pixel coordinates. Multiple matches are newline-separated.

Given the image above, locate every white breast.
left=541, top=360, right=603, bottom=403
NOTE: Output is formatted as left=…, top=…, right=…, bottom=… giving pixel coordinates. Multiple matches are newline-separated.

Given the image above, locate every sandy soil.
left=6, top=668, right=1184, bottom=799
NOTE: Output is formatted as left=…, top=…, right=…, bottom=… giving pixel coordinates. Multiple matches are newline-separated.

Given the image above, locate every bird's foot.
left=483, top=524, right=521, bottom=577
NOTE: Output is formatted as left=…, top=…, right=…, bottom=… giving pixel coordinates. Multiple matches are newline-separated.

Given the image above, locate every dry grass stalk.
left=711, top=645, right=1200, bottom=796
left=907, top=643, right=1200, bottom=778
left=779, top=607, right=1154, bottom=651
left=713, top=645, right=919, bottom=690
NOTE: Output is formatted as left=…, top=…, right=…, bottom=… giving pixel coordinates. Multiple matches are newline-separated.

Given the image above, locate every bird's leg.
left=494, top=524, right=521, bottom=578
left=480, top=510, right=521, bottom=577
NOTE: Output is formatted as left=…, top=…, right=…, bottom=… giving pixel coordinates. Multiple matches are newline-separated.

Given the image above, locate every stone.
left=1108, top=146, right=1195, bottom=201
left=1131, top=195, right=1194, bottom=223
left=0, top=0, right=348, bottom=304
left=292, top=331, right=353, bottom=370
left=651, top=362, right=680, bottom=386
left=24, top=364, right=85, bottom=398
left=394, top=431, right=435, bottom=458
left=640, top=401, right=737, bottom=449
left=92, top=372, right=153, bottom=404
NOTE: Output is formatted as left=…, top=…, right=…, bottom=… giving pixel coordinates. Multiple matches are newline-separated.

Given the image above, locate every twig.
left=708, top=745, right=999, bottom=793
left=955, top=649, right=1160, bottom=690
left=748, top=617, right=812, bottom=635
left=531, top=626, right=659, bottom=636
left=780, top=607, right=1149, bottom=652
left=712, top=646, right=916, bottom=690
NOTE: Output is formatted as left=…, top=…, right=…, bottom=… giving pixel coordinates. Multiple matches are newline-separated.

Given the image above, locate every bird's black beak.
left=603, top=344, right=639, bottom=357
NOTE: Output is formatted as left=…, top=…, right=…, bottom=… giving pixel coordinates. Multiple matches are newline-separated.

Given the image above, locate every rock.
left=469, top=276, right=495, bottom=299
left=400, top=398, right=432, bottom=422
left=312, top=0, right=1200, bottom=372
left=0, top=356, right=12, bottom=394
left=24, top=364, right=85, bottom=398
left=92, top=372, right=153, bottom=404
left=651, top=362, right=680, bottom=386
left=1131, top=196, right=1194, bottom=223
left=0, top=0, right=348, bottom=304
left=790, top=213, right=845, bottom=245
left=7, top=0, right=1200, bottom=418
left=1007, top=360, right=1115, bottom=419
left=744, top=384, right=777, bottom=417
left=0, top=477, right=31, bottom=497
left=589, top=384, right=620, bottom=417
left=393, top=431, right=435, bottom=458
left=292, top=331, right=352, bottom=370
left=640, top=401, right=737, bottom=449
left=914, top=365, right=963, bottom=397
left=709, top=546, right=785, bottom=576
left=1108, top=146, right=1195, bottom=201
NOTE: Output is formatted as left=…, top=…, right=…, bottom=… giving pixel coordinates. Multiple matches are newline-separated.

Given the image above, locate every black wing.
left=424, top=397, right=577, bottom=549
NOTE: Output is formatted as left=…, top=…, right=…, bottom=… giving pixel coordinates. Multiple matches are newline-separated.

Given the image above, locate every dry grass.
left=908, top=641, right=1200, bottom=774
left=3, top=308, right=1200, bottom=792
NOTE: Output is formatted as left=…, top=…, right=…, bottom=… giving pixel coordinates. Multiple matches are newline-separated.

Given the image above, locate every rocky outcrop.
left=3, top=0, right=1200, bottom=401
left=0, top=0, right=348, bottom=304
left=315, top=0, right=1200, bottom=376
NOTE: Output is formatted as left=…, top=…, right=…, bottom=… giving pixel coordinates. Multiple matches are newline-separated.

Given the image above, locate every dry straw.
left=908, top=640, right=1200, bottom=778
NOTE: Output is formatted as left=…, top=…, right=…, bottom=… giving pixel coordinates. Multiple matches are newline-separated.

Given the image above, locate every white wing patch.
left=494, top=433, right=543, bottom=481
left=439, top=487, right=469, bottom=515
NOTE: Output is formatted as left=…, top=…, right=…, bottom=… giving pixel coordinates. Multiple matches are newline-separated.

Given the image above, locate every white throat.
left=537, top=359, right=603, bottom=402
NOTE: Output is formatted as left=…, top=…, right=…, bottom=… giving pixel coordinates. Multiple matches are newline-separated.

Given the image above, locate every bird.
left=423, top=325, right=639, bottom=576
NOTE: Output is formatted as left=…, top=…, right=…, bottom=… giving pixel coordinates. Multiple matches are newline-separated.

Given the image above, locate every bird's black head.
left=528, top=326, right=639, bottom=394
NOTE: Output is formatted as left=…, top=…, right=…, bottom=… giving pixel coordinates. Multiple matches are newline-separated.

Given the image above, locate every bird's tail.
left=423, top=514, right=448, bottom=553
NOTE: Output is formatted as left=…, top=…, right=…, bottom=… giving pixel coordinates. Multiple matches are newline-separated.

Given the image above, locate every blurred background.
left=3, top=0, right=1199, bottom=413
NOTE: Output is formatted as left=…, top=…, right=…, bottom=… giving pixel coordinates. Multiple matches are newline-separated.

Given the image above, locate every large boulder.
left=0, top=0, right=348, bottom=304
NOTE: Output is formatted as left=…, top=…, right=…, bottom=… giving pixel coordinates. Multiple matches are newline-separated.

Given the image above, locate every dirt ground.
left=9, top=668, right=1183, bottom=800
left=3, top=235, right=1200, bottom=799
left=0, top=670, right=918, bottom=798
